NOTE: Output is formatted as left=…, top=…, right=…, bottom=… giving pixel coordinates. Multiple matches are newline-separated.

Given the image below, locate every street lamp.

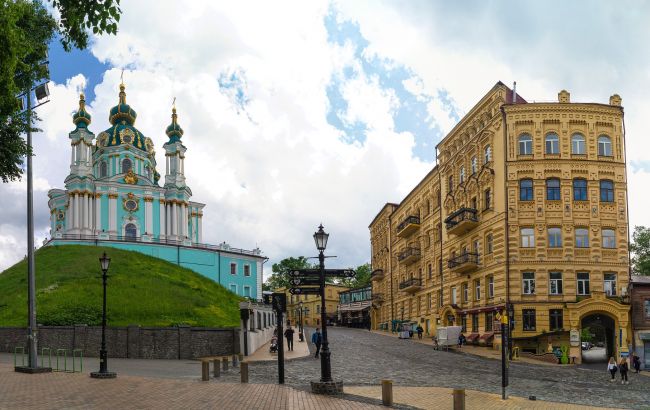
left=313, top=224, right=333, bottom=384
left=298, top=301, right=304, bottom=341
left=91, top=252, right=117, bottom=379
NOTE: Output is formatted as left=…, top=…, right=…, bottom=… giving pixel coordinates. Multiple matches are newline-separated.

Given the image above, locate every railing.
left=444, top=208, right=478, bottom=230
left=448, top=252, right=480, bottom=269
left=397, top=216, right=420, bottom=232
left=46, top=234, right=263, bottom=257
left=398, top=247, right=421, bottom=262
left=399, top=278, right=422, bottom=290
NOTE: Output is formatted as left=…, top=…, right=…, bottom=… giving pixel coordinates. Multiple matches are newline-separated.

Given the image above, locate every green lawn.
left=0, top=245, right=242, bottom=327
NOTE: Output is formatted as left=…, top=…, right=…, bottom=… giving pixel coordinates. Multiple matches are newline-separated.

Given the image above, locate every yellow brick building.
left=369, top=82, right=631, bottom=362
left=280, top=284, right=350, bottom=328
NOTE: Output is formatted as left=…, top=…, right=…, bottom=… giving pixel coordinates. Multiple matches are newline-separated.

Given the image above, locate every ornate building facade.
left=47, top=84, right=265, bottom=299
left=369, top=82, right=631, bottom=363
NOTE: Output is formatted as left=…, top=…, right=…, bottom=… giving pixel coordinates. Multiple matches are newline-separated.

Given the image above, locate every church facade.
left=47, top=84, right=264, bottom=300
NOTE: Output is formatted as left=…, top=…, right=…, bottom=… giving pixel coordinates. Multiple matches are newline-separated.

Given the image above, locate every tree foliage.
left=631, top=225, right=650, bottom=276
left=265, top=256, right=314, bottom=291
left=0, top=0, right=122, bottom=183
left=338, top=263, right=372, bottom=289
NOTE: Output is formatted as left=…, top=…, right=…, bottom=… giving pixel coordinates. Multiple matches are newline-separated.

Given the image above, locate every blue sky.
left=48, top=38, right=108, bottom=102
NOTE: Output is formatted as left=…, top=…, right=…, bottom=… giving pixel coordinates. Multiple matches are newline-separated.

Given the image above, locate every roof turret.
left=72, top=93, right=91, bottom=128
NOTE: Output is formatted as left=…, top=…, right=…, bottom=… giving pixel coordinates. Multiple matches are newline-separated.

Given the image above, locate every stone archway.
left=439, top=306, right=457, bottom=326
left=581, top=313, right=616, bottom=363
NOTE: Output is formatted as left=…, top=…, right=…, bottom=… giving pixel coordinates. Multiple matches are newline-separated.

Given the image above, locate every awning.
left=457, top=305, right=504, bottom=315
left=338, top=301, right=372, bottom=312
left=479, top=332, right=494, bottom=341
left=466, top=333, right=480, bottom=343
left=639, top=332, right=650, bottom=341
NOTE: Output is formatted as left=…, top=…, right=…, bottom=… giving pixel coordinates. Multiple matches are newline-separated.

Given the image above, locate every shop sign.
left=570, top=329, right=580, bottom=347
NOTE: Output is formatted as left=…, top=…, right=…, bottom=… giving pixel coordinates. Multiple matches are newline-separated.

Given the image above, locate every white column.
left=66, top=196, right=72, bottom=231
left=81, top=193, right=87, bottom=231
left=181, top=203, right=186, bottom=238
left=88, top=194, right=93, bottom=231
left=109, top=156, right=113, bottom=175
left=159, top=200, right=166, bottom=239
left=95, top=195, right=102, bottom=232
left=198, top=214, right=203, bottom=243
left=181, top=158, right=184, bottom=174
left=70, top=146, right=74, bottom=167
left=145, top=199, right=153, bottom=235
left=73, top=193, right=79, bottom=229
left=109, top=194, right=117, bottom=233
left=171, top=202, right=177, bottom=237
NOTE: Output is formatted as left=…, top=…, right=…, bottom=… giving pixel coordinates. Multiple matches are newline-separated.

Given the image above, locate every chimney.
left=512, top=82, right=517, bottom=104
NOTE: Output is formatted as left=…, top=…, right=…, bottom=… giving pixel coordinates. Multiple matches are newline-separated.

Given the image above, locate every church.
left=46, top=83, right=264, bottom=300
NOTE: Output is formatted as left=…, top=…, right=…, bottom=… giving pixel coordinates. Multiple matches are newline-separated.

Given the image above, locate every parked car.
left=581, top=342, right=592, bottom=350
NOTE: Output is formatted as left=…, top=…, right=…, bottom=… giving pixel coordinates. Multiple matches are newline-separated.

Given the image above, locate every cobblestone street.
left=220, top=327, right=650, bottom=409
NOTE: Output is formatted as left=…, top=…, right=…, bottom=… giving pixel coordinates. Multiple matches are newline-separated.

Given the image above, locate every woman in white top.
left=607, top=357, right=618, bottom=382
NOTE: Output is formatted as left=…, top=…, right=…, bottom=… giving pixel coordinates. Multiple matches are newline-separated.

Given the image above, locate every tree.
left=338, top=263, right=372, bottom=289
left=631, top=226, right=650, bottom=276
left=581, top=327, right=593, bottom=343
left=265, top=256, right=314, bottom=291
left=0, top=0, right=122, bottom=183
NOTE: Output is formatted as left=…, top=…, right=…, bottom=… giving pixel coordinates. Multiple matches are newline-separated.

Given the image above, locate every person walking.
left=311, top=327, right=322, bottom=358
left=619, top=357, right=629, bottom=385
left=607, top=357, right=618, bottom=382
left=632, top=354, right=641, bottom=374
left=416, top=325, right=424, bottom=340
left=284, top=325, right=295, bottom=352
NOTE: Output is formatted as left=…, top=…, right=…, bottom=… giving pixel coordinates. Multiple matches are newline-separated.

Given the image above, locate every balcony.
left=445, top=208, right=479, bottom=236
left=399, top=278, right=422, bottom=294
left=448, top=252, right=480, bottom=274
left=396, top=216, right=420, bottom=238
left=398, top=247, right=421, bottom=265
left=371, top=269, right=385, bottom=281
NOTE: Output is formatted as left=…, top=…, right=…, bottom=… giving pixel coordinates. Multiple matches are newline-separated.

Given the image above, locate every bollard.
left=381, top=380, right=393, bottom=406
left=201, top=361, right=210, bottom=381
left=232, top=354, right=239, bottom=368
left=453, top=389, right=465, bottom=410
left=240, top=362, right=249, bottom=383
left=222, top=357, right=229, bottom=372
left=213, top=359, right=221, bottom=378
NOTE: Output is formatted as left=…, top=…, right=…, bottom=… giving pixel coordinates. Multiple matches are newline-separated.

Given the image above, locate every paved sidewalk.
left=346, top=386, right=621, bottom=410
left=245, top=337, right=311, bottom=362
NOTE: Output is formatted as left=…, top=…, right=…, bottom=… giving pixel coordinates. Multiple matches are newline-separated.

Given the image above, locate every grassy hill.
left=0, top=245, right=242, bottom=327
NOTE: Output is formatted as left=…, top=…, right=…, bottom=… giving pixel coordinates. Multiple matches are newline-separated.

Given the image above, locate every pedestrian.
left=458, top=334, right=466, bottom=348
left=632, top=354, right=641, bottom=374
left=619, top=357, right=629, bottom=385
left=284, top=325, right=295, bottom=352
left=416, top=325, right=424, bottom=340
left=311, top=327, right=322, bottom=358
left=607, top=357, right=618, bottom=382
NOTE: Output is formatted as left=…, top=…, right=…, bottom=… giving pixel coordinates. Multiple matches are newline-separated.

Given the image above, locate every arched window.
left=484, top=145, right=492, bottom=163
left=519, top=179, right=533, bottom=201
left=546, top=178, right=561, bottom=200
left=471, top=157, right=477, bottom=174
left=573, top=178, right=588, bottom=201
left=99, top=161, right=107, bottom=178
left=518, top=134, right=533, bottom=155
left=598, top=135, right=612, bottom=156
left=600, top=180, right=614, bottom=202
left=460, top=167, right=466, bottom=183
left=545, top=133, right=559, bottom=154
left=122, top=158, right=132, bottom=173
left=125, top=223, right=137, bottom=239
left=436, top=189, right=441, bottom=207
left=571, top=133, right=585, bottom=155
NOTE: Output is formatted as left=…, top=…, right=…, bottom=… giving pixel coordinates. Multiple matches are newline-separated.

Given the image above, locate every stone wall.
left=0, top=325, right=239, bottom=359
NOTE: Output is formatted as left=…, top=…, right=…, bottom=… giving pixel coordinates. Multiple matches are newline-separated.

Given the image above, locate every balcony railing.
left=371, top=269, right=385, bottom=281
left=399, top=278, right=422, bottom=293
left=448, top=252, right=480, bottom=274
left=398, top=247, right=421, bottom=265
left=396, top=215, right=421, bottom=238
left=445, top=208, right=479, bottom=235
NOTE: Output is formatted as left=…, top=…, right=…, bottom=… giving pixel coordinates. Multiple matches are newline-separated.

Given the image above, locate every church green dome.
left=165, top=107, right=184, bottom=143
left=98, top=83, right=148, bottom=152
left=109, top=83, right=137, bottom=125
left=72, top=93, right=91, bottom=128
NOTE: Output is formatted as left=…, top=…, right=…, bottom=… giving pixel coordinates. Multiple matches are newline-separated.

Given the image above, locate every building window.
left=519, top=179, right=533, bottom=201
left=573, top=179, right=588, bottom=201
left=548, top=227, right=562, bottom=248
left=121, top=158, right=132, bottom=173
left=244, top=264, right=251, bottom=276
left=575, top=228, right=589, bottom=248
left=473, top=239, right=480, bottom=255
left=549, top=272, right=563, bottom=295
left=448, top=175, right=454, bottom=193
left=577, top=272, right=590, bottom=295
left=545, top=133, right=559, bottom=154
left=427, top=293, right=432, bottom=310
left=475, top=279, right=481, bottom=301
left=439, top=289, right=443, bottom=307
left=488, top=276, right=494, bottom=298
left=125, top=223, right=137, bottom=239
left=522, top=272, right=535, bottom=295
left=461, top=315, right=467, bottom=333
left=471, top=157, right=477, bottom=174
left=460, top=167, right=466, bottom=184
left=645, top=300, right=650, bottom=319
left=549, top=309, right=563, bottom=330
left=604, top=273, right=617, bottom=296
left=230, top=263, right=237, bottom=275
left=598, top=135, right=612, bottom=156
left=523, top=309, right=536, bottom=331
left=602, top=229, right=616, bottom=248
left=571, top=133, right=586, bottom=155
left=428, top=264, right=432, bottom=279
left=484, top=189, right=491, bottom=209
left=486, top=233, right=493, bottom=254
left=519, top=134, right=533, bottom=155
left=484, top=145, right=492, bottom=163
left=451, top=287, right=457, bottom=305
left=230, top=284, right=237, bottom=294
left=316, top=305, right=320, bottom=314
left=485, top=311, right=494, bottom=331
left=600, top=180, right=614, bottom=202
left=462, top=283, right=469, bottom=303
left=546, top=178, right=561, bottom=200
left=243, top=286, right=251, bottom=297
left=472, top=314, right=479, bottom=332
left=520, top=228, right=535, bottom=248
left=100, top=161, right=107, bottom=178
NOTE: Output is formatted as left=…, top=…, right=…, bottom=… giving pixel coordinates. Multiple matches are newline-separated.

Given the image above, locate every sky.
left=2, top=0, right=650, bottom=277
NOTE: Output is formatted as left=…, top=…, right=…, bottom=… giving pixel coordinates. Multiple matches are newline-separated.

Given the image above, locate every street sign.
left=289, top=277, right=322, bottom=286
left=289, top=287, right=321, bottom=295
left=288, top=269, right=356, bottom=278
left=272, top=292, right=286, bottom=313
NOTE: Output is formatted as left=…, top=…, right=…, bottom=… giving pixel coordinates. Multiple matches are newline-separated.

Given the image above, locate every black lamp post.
left=313, top=224, right=333, bottom=383
left=91, top=252, right=117, bottom=379
left=298, top=301, right=304, bottom=341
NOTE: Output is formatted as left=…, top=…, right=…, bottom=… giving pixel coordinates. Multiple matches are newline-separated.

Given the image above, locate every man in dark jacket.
left=284, top=325, right=295, bottom=351
left=311, top=327, right=322, bottom=358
